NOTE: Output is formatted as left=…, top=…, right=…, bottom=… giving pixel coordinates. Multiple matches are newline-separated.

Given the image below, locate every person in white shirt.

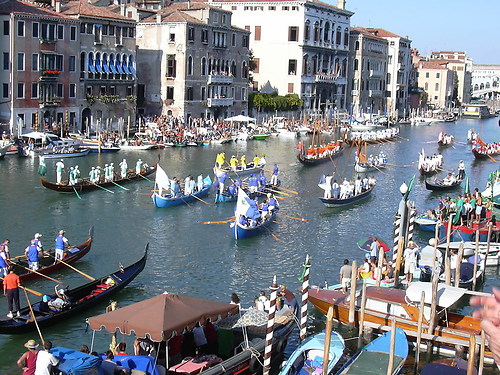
left=35, top=341, right=59, bottom=375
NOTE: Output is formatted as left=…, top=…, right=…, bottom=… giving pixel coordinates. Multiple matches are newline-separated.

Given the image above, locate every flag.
left=318, top=174, right=328, bottom=191
left=464, top=174, right=470, bottom=195
left=235, top=188, right=258, bottom=219
left=403, top=174, right=415, bottom=201
left=203, top=175, right=212, bottom=187
left=154, top=164, right=170, bottom=195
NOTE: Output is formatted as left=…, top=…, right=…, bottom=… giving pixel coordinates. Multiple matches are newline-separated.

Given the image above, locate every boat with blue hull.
left=230, top=210, right=278, bottom=240
left=415, top=216, right=439, bottom=232
left=278, top=331, right=344, bottom=375
left=319, top=185, right=374, bottom=207
left=39, top=149, right=90, bottom=159
left=335, top=328, right=408, bottom=375
left=152, top=165, right=212, bottom=208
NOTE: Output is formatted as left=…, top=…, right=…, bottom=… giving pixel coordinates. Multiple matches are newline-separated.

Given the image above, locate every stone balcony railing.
left=207, top=97, right=233, bottom=107
left=39, top=70, right=61, bottom=81
left=208, top=75, right=233, bottom=84
left=39, top=98, right=61, bottom=107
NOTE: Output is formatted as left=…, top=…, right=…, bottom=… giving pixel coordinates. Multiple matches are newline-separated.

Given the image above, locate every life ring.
left=248, top=355, right=262, bottom=373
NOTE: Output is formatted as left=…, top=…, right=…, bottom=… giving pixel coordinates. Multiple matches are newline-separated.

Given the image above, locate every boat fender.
left=248, top=355, right=262, bottom=373
left=275, top=339, right=287, bottom=354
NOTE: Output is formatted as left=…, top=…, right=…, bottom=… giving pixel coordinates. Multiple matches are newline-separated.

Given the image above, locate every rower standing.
left=0, top=242, right=9, bottom=277
left=458, top=160, right=465, bottom=180
left=119, top=159, right=128, bottom=178
left=25, top=240, right=41, bottom=271
left=55, top=159, right=65, bottom=184
left=54, top=230, right=70, bottom=263
left=230, top=155, right=238, bottom=172
left=240, top=155, right=246, bottom=169
left=33, top=233, right=44, bottom=254
left=74, top=165, right=81, bottom=183
left=270, top=164, right=279, bottom=185
left=253, top=155, right=260, bottom=168
left=0, top=239, right=11, bottom=260
left=136, top=159, right=143, bottom=174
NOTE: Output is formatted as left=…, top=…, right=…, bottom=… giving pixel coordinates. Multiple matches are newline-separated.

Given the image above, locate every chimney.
left=120, top=2, right=126, bottom=16
left=337, top=0, right=345, bottom=10
left=187, top=1, right=190, bottom=9
left=156, top=13, right=161, bottom=23
left=55, top=0, right=61, bottom=12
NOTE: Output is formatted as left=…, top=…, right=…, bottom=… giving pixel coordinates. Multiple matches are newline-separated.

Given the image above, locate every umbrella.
left=357, top=236, right=390, bottom=253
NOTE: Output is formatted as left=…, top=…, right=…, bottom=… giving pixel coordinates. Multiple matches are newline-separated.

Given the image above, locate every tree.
left=248, top=50, right=257, bottom=83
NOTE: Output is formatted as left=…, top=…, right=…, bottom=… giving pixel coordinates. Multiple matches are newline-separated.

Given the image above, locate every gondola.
left=152, top=182, right=212, bottom=208
left=4, top=227, right=94, bottom=288
left=40, top=164, right=157, bottom=193
left=0, top=245, right=148, bottom=334
left=38, top=149, right=90, bottom=159
left=296, top=143, right=344, bottom=166
left=230, top=209, right=278, bottom=240
left=425, top=177, right=462, bottom=191
left=319, top=185, right=374, bottom=207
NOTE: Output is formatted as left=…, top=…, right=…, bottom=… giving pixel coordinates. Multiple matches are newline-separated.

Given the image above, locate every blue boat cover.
left=51, top=347, right=103, bottom=375
left=114, top=355, right=161, bottom=375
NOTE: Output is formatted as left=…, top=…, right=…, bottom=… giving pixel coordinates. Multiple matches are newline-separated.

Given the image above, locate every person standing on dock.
left=119, top=159, right=128, bottom=178
left=55, top=159, right=64, bottom=184
left=35, top=341, right=59, bottom=375
left=339, top=259, right=353, bottom=293
left=54, top=230, right=70, bottom=262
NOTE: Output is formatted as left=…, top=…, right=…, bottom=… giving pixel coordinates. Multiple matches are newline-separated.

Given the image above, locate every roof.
left=210, top=0, right=354, bottom=14
left=419, top=60, right=449, bottom=70
left=142, top=9, right=205, bottom=24
left=406, top=282, right=467, bottom=308
left=350, top=27, right=387, bottom=41
left=0, top=0, right=70, bottom=19
left=88, top=293, right=239, bottom=342
left=351, top=27, right=402, bottom=38
left=62, top=0, right=132, bottom=21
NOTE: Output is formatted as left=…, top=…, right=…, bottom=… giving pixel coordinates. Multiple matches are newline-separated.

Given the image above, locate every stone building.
left=136, top=3, right=250, bottom=121
left=430, top=51, right=472, bottom=104
left=417, top=60, right=454, bottom=109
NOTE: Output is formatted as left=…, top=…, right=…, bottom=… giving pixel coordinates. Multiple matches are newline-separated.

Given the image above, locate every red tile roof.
left=210, top=0, right=352, bottom=13
left=350, top=27, right=387, bottom=41
left=419, top=60, right=448, bottom=70
left=0, top=0, right=70, bottom=19
left=62, top=0, right=132, bottom=21
left=141, top=9, right=205, bottom=24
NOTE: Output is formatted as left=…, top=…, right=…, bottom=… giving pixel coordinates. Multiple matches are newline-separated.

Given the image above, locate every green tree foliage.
left=249, top=92, right=304, bottom=112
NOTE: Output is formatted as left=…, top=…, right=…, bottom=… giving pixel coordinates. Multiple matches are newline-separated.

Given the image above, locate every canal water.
left=1, top=116, right=500, bottom=373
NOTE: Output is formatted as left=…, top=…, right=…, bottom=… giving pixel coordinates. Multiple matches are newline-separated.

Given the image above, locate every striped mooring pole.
left=299, top=254, right=311, bottom=341
left=393, top=214, right=401, bottom=254
left=263, top=275, right=279, bottom=375
left=407, top=203, right=417, bottom=243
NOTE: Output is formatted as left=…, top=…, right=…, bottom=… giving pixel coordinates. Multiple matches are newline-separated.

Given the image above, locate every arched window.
left=128, top=55, right=135, bottom=75
left=201, top=57, right=207, bottom=75
left=109, top=54, right=115, bottom=77
left=187, top=56, right=193, bottom=75
left=302, top=54, right=309, bottom=75
left=355, top=40, right=360, bottom=51
left=88, top=52, right=94, bottom=73
left=242, top=61, right=248, bottom=78
left=102, top=53, right=108, bottom=77
left=354, top=58, right=359, bottom=71
left=331, top=23, right=335, bottom=42
left=343, top=27, right=349, bottom=47
left=304, top=20, right=310, bottom=41
left=486, top=82, right=491, bottom=89
left=480, top=83, right=484, bottom=90
left=231, top=60, right=236, bottom=77
left=313, top=22, right=320, bottom=42
left=95, top=53, right=102, bottom=74
left=324, top=22, right=330, bottom=42
left=336, top=26, right=341, bottom=45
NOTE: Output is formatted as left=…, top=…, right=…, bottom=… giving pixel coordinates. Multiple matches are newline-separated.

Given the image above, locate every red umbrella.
left=357, top=237, right=390, bottom=253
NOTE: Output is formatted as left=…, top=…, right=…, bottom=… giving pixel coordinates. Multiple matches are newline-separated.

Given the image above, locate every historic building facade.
left=417, top=60, right=455, bottom=109
left=430, top=50, right=472, bottom=104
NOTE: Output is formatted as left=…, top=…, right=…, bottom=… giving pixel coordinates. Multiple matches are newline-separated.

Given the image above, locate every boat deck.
left=343, top=352, right=404, bottom=374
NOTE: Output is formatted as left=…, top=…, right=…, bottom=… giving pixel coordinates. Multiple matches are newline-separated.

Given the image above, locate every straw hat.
left=24, top=340, right=38, bottom=349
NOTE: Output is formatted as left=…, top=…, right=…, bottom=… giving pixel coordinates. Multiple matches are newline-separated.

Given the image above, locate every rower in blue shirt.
left=258, top=172, right=267, bottom=189
left=248, top=174, right=258, bottom=193
left=271, top=164, right=279, bottom=185
left=25, top=240, right=40, bottom=271
left=227, top=183, right=237, bottom=197
left=235, top=176, right=242, bottom=188
left=268, top=193, right=278, bottom=212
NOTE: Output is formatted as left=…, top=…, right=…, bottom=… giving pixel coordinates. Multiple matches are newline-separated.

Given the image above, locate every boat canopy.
left=88, top=293, right=239, bottom=342
left=406, top=282, right=467, bottom=308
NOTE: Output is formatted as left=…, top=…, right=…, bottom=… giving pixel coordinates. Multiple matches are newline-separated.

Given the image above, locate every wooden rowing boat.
left=425, top=177, right=462, bottom=191
left=319, top=185, right=374, bottom=207
left=38, top=149, right=90, bottom=159
left=336, top=329, right=408, bottom=375
left=40, top=163, right=157, bottom=193
left=297, top=143, right=344, bottom=166
left=230, top=210, right=278, bottom=240
left=152, top=183, right=211, bottom=208
left=4, top=227, right=93, bottom=288
left=0, top=246, right=147, bottom=334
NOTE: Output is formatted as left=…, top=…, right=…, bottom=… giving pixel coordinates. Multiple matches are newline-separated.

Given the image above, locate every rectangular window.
left=17, top=83, right=25, bottom=99
left=2, top=83, right=8, bottom=98
left=80, top=23, right=86, bottom=34
left=17, top=53, right=25, bottom=71
left=3, top=52, right=9, bottom=70
left=252, top=81, right=258, bottom=91
left=282, top=6, right=289, bottom=10
left=201, top=86, right=206, bottom=100
left=31, top=82, right=38, bottom=99
left=86, top=86, right=92, bottom=96
left=57, top=24, right=64, bottom=40
left=435, top=83, right=439, bottom=91
left=241, top=87, right=246, bottom=100
left=69, top=83, right=76, bottom=98
left=424, top=82, right=428, bottom=90
left=70, top=25, right=77, bottom=40
left=288, top=26, right=298, bottom=41
left=166, top=86, right=174, bottom=100
left=169, top=33, right=175, bottom=43
left=32, top=22, right=39, bottom=38
left=100, top=86, right=106, bottom=95
left=425, top=72, right=429, bottom=78
left=166, top=55, right=176, bottom=77
left=201, top=29, right=208, bottom=43
left=288, top=59, right=297, bottom=75
left=102, top=25, right=108, bottom=36
left=115, top=26, right=122, bottom=45
left=188, top=27, right=195, bottom=41
left=32, top=54, right=38, bottom=71
left=288, top=83, right=294, bottom=93
left=186, top=87, right=193, bottom=100
left=268, top=6, right=276, bottom=10
left=17, top=20, right=24, bottom=37
left=253, top=58, right=259, bottom=73
left=109, top=86, right=116, bottom=95
left=436, top=72, right=440, bottom=78
left=69, top=56, right=76, bottom=72
left=231, top=6, right=237, bottom=10
left=109, top=25, right=115, bottom=36
left=254, top=26, right=261, bottom=41
left=3, top=20, right=9, bottom=36
left=56, top=55, right=63, bottom=71
left=57, top=83, right=63, bottom=97
left=126, top=86, right=133, bottom=96
left=231, top=33, right=236, bottom=47
left=242, top=35, right=249, bottom=48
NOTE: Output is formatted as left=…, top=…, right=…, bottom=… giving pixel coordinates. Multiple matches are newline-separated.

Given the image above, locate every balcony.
left=39, top=98, right=61, bottom=107
left=369, top=70, right=383, bottom=79
left=208, top=74, right=233, bottom=85
left=39, top=37, right=57, bottom=45
left=314, top=73, right=339, bottom=83
left=39, top=70, right=61, bottom=81
left=369, top=89, right=383, bottom=97
left=351, top=90, right=359, bottom=96
left=207, top=97, right=233, bottom=107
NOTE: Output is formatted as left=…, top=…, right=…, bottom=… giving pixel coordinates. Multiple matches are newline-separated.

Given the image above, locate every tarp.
left=114, top=355, right=161, bottom=375
left=88, top=293, right=239, bottom=342
left=223, top=115, right=256, bottom=123
left=406, top=282, right=467, bottom=308
left=51, top=347, right=103, bottom=375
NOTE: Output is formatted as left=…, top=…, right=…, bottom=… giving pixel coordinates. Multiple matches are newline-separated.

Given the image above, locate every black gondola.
left=297, top=145, right=344, bottom=166
left=0, top=246, right=148, bottom=334
left=425, top=178, right=462, bottom=191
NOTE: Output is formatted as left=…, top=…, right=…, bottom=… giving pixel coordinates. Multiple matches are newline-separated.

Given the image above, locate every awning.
left=95, top=61, right=103, bottom=73
left=129, top=64, right=136, bottom=75
left=87, top=293, right=239, bottom=342
left=109, top=60, right=117, bottom=74
left=88, top=61, right=96, bottom=73
left=406, top=282, right=467, bottom=308
left=122, top=61, right=131, bottom=74
left=116, top=61, right=124, bottom=74
left=103, top=60, right=110, bottom=74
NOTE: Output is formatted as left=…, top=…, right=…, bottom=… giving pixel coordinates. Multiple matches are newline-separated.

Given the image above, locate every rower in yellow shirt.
left=230, top=155, right=238, bottom=171
left=253, top=155, right=260, bottom=167
left=240, top=155, right=247, bottom=170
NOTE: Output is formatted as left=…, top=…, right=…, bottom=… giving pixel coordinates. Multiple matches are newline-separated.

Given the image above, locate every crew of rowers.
left=418, top=152, right=443, bottom=173
left=348, top=128, right=400, bottom=143
left=56, top=158, right=148, bottom=185
left=301, top=141, right=342, bottom=159
left=215, top=152, right=266, bottom=171
left=356, top=151, right=387, bottom=167
left=438, top=131, right=454, bottom=145
left=322, top=175, right=376, bottom=199
left=472, top=139, right=500, bottom=155
left=467, top=128, right=478, bottom=143
left=167, top=175, right=206, bottom=197
left=238, top=193, right=279, bottom=228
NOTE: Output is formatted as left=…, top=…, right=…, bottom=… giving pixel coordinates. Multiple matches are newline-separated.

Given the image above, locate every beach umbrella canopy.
left=357, top=237, right=390, bottom=253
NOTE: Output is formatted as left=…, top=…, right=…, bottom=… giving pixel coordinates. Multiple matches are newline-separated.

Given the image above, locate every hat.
left=429, top=238, right=436, bottom=246
left=34, top=233, right=42, bottom=239
left=24, top=340, right=38, bottom=349
left=408, top=241, right=415, bottom=247
left=59, top=230, right=65, bottom=235
left=42, top=295, right=50, bottom=302
left=58, top=289, right=65, bottom=295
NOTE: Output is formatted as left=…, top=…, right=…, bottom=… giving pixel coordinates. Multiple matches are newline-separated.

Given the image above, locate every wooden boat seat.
left=343, top=352, right=403, bottom=374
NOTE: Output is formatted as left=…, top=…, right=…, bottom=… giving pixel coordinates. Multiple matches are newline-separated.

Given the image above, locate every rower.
left=104, top=164, right=112, bottom=182
left=253, top=154, right=260, bottom=167
left=332, top=180, right=340, bottom=199
left=136, top=159, right=143, bottom=174
left=33, top=233, right=44, bottom=254
left=68, top=167, right=76, bottom=185
left=55, top=159, right=65, bottom=185
left=0, top=242, right=9, bottom=277
left=109, top=163, right=115, bottom=180
left=258, top=171, right=267, bottom=189
left=184, top=175, right=192, bottom=195
left=54, top=230, right=70, bottom=263
left=268, top=193, right=278, bottom=212
left=230, top=155, right=238, bottom=172
left=119, top=159, right=128, bottom=178
left=197, top=174, right=204, bottom=191
left=24, top=239, right=41, bottom=271
left=458, top=160, right=465, bottom=180
left=240, top=155, right=247, bottom=170
left=219, top=172, right=228, bottom=194
left=89, top=167, right=96, bottom=183
left=74, top=166, right=81, bottom=183
left=248, top=174, right=258, bottom=193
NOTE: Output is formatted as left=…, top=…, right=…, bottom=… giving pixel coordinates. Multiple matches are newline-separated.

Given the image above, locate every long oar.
left=255, top=191, right=285, bottom=200
left=111, top=181, right=129, bottom=191
left=203, top=219, right=233, bottom=224
left=263, top=188, right=291, bottom=196
left=138, top=173, right=153, bottom=182
left=0, top=277, right=41, bottom=296
left=72, top=187, right=82, bottom=200
left=190, top=194, right=211, bottom=205
left=396, top=135, right=409, bottom=141
left=45, top=253, right=95, bottom=281
left=11, top=262, right=61, bottom=283
left=278, top=187, right=298, bottom=195
left=92, top=182, right=114, bottom=194
left=22, top=288, right=45, bottom=346
left=279, top=214, right=309, bottom=222
left=487, top=154, right=497, bottom=163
